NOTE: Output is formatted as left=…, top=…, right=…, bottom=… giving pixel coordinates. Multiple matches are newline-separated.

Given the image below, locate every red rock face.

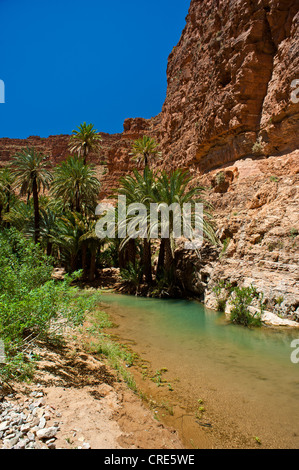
left=0, top=118, right=160, bottom=197
left=0, top=0, right=298, bottom=187
left=159, top=0, right=299, bottom=172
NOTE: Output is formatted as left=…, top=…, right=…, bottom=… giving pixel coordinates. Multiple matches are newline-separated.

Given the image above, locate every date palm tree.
left=51, top=155, right=101, bottom=215
left=117, top=167, right=158, bottom=284
left=154, top=169, right=217, bottom=280
left=11, top=148, right=52, bottom=243
left=130, top=136, right=161, bottom=169
left=69, top=122, right=102, bottom=164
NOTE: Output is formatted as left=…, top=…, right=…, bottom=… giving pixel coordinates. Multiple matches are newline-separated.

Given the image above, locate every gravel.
left=0, top=389, right=91, bottom=450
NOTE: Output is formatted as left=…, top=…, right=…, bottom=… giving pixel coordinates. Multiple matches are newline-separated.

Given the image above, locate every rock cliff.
left=158, top=0, right=299, bottom=173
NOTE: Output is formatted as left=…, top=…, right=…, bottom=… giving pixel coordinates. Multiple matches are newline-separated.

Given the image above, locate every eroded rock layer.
left=159, top=0, right=299, bottom=172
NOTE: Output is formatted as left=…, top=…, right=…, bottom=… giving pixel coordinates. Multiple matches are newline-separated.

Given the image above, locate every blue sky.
left=0, top=0, right=190, bottom=138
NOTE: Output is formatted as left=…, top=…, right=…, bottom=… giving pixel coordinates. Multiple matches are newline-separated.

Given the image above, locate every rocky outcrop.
left=158, top=0, right=299, bottom=172
left=175, top=151, right=299, bottom=322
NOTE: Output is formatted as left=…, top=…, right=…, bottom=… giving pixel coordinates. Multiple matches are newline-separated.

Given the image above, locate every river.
left=100, top=292, right=299, bottom=449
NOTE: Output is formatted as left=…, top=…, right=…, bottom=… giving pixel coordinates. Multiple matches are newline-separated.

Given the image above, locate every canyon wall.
left=158, top=0, right=299, bottom=173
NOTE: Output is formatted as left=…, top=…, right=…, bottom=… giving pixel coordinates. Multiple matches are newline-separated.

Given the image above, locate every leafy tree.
left=69, top=122, right=102, bottom=164
left=11, top=148, right=52, bottom=243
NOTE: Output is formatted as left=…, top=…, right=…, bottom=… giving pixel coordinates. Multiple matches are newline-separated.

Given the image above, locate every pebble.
left=36, top=426, right=58, bottom=440
left=0, top=391, right=59, bottom=449
left=0, top=390, right=91, bottom=450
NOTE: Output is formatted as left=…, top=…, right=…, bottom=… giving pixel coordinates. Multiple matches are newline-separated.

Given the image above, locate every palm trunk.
left=47, top=242, right=52, bottom=257
left=32, top=177, right=40, bottom=244
left=75, top=185, right=80, bottom=213
left=83, top=147, right=87, bottom=165
left=164, top=237, right=175, bottom=283
left=82, top=243, right=88, bottom=278
left=124, top=238, right=136, bottom=267
left=156, top=238, right=165, bottom=279
left=70, top=254, right=77, bottom=272
left=143, top=238, right=152, bottom=284
left=89, top=247, right=97, bottom=281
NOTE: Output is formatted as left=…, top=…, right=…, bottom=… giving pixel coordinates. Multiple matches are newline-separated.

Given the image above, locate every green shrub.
left=120, top=262, right=143, bottom=294
left=212, top=280, right=232, bottom=312
left=230, top=285, right=263, bottom=327
left=289, top=228, right=298, bottom=238
left=269, top=175, right=279, bottom=183
left=252, top=139, right=265, bottom=155
left=0, top=228, right=100, bottom=381
left=215, top=171, right=226, bottom=185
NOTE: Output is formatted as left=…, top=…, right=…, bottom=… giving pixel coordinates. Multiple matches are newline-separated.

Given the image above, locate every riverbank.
left=0, top=320, right=183, bottom=449
left=80, top=269, right=299, bottom=330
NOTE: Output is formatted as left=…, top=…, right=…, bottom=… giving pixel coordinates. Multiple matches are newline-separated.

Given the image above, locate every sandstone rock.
left=36, top=427, right=58, bottom=440
left=0, top=421, right=9, bottom=432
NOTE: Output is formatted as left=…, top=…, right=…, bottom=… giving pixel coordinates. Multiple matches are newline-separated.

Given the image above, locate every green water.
left=101, top=293, right=299, bottom=448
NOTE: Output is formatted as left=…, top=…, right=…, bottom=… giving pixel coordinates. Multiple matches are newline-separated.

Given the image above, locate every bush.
left=230, top=285, right=263, bottom=327
left=120, top=262, right=143, bottom=294
left=212, top=280, right=232, bottom=312
left=0, top=228, right=100, bottom=381
left=215, top=171, right=226, bottom=185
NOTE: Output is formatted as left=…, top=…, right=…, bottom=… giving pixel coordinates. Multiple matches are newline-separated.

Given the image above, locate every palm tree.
left=130, top=136, right=161, bottom=169
left=39, top=206, right=60, bottom=257
left=11, top=148, right=52, bottom=243
left=79, top=218, right=104, bottom=281
left=53, top=211, right=85, bottom=272
left=3, top=199, right=33, bottom=233
left=154, top=169, right=217, bottom=280
left=69, top=122, right=102, bottom=164
left=0, top=168, right=15, bottom=225
left=51, top=155, right=101, bottom=215
left=117, top=167, right=158, bottom=284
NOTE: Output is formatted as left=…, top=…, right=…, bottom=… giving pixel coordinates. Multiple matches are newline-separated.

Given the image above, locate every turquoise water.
left=101, top=293, right=299, bottom=447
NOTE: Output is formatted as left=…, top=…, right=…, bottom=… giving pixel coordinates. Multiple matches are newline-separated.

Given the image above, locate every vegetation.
left=213, top=281, right=264, bottom=327
left=212, top=280, right=232, bottom=312
left=129, top=135, right=162, bottom=169
left=83, top=310, right=137, bottom=392
left=0, top=229, right=100, bottom=381
left=115, top=161, right=217, bottom=295
left=215, top=171, right=225, bottom=185
left=1, top=131, right=217, bottom=298
left=230, top=285, right=264, bottom=327
left=11, top=148, right=52, bottom=243
left=252, top=138, right=265, bottom=155
left=0, top=128, right=219, bottom=380
left=69, top=122, right=102, bottom=164
left=51, top=154, right=101, bottom=214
